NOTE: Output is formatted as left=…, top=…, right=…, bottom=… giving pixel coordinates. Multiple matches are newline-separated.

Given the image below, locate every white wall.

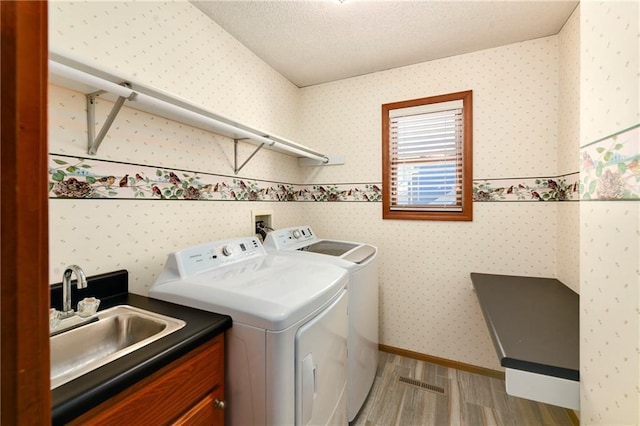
left=578, top=1, right=639, bottom=424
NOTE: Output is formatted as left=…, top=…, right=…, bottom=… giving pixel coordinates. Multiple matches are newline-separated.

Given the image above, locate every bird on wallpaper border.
left=95, top=176, right=116, bottom=187
left=168, top=172, right=181, bottom=185
left=582, top=152, right=595, bottom=171
left=628, top=158, right=640, bottom=176
left=119, top=175, right=129, bottom=187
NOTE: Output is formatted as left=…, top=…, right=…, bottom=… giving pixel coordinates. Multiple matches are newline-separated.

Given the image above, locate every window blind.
left=389, top=100, right=464, bottom=212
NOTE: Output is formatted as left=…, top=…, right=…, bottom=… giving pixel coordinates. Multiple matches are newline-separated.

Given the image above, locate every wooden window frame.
left=382, top=90, right=473, bottom=221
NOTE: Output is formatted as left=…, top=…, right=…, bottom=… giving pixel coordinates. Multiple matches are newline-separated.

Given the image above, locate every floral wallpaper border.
left=473, top=173, right=579, bottom=202
left=48, top=154, right=588, bottom=203
left=48, top=155, right=382, bottom=202
left=580, top=124, right=639, bottom=201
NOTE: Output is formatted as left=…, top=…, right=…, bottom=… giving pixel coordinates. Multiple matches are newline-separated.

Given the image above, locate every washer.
left=263, top=226, right=378, bottom=421
left=150, top=236, right=348, bottom=425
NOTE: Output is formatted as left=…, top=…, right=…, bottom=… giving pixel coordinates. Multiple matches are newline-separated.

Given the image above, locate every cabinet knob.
left=214, top=398, right=226, bottom=410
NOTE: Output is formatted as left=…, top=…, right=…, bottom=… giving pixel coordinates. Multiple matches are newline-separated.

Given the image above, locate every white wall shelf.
left=48, top=52, right=337, bottom=174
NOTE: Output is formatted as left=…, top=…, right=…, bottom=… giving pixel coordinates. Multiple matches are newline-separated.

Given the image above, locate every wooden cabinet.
left=172, top=388, right=225, bottom=426
left=69, top=334, right=225, bottom=426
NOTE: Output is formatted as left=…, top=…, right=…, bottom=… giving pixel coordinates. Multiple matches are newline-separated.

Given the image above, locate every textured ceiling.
left=192, top=0, right=578, bottom=88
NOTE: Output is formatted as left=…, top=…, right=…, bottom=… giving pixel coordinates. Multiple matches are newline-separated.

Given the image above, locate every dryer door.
left=295, top=290, right=348, bottom=425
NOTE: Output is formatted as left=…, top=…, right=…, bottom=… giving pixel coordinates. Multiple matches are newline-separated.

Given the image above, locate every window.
left=382, top=90, right=472, bottom=221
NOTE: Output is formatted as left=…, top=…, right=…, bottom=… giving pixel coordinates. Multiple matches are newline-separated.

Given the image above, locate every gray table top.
left=471, top=272, right=579, bottom=381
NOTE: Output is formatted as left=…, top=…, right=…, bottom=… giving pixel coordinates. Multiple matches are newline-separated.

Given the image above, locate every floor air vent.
left=398, top=376, right=446, bottom=395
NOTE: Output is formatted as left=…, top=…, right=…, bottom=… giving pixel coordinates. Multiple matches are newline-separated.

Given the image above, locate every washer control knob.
left=292, top=230, right=301, bottom=239
left=222, top=245, right=233, bottom=257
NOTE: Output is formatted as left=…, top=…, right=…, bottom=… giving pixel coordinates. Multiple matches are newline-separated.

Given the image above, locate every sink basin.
left=50, top=305, right=186, bottom=389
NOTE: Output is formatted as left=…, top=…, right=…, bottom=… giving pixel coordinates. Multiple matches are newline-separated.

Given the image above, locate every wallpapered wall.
left=48, top=0, right=583, bottom=374
left=299, top=38, right=560, bottom=183
left=578, top=1, right=639, bottom=424
left=297, top=36, right=566, bottom=369
left=556, top=7, right=581, bottom=293
left=49, top=1, right=302, bottom=141
left=47, top=0, right=640, bottom=421
left=48, top=1, right=306, bottom=288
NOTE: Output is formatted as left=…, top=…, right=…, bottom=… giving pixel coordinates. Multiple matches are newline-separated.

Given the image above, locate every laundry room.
left=35, top=0, right=639, bottom=424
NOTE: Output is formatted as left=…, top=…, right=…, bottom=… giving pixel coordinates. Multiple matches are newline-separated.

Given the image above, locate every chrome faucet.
left=61, top=265, right=88, bottom=318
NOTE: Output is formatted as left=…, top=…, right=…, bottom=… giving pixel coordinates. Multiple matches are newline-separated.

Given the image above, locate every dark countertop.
left=470, top=272, right=579, bottom=381
left=50, top=271, right=232, bottom=425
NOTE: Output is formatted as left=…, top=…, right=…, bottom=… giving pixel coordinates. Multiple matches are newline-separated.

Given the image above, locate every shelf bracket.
left=234, top=139, right=267, bottom=175
left=86, top=84, right=137, bottom=155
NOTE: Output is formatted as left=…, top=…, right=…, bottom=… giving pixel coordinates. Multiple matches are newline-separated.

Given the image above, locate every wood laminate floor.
left=351, top=351, right=575, bottom=426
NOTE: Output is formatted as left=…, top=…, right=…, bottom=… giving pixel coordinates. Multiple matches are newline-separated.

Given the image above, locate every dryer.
left=264, top=226, right=378, bottom=421
left=150, top=236, right=348, bottom=425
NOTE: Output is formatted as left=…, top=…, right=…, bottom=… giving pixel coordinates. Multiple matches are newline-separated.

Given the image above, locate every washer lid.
left=298, top=240, right=358, bottom=256
left=297, top=241, right=376, bottom=264
left=264, top=226, right=377, bottom=264
left=150, top=254, right=348, bottom=331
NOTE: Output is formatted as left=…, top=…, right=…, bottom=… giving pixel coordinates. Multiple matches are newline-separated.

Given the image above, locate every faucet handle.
left=77, top=297, right=100, bottom=317
left=49, top=308, right=61, bottom=331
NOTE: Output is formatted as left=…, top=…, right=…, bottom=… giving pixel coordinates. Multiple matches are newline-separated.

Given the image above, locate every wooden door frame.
left=1, top=1, right=50, bottom=423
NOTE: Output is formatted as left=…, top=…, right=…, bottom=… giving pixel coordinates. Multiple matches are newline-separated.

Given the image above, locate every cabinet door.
left=172, top=387, right=225, bottom=426
left=69, top=335, right=224, bottom=425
